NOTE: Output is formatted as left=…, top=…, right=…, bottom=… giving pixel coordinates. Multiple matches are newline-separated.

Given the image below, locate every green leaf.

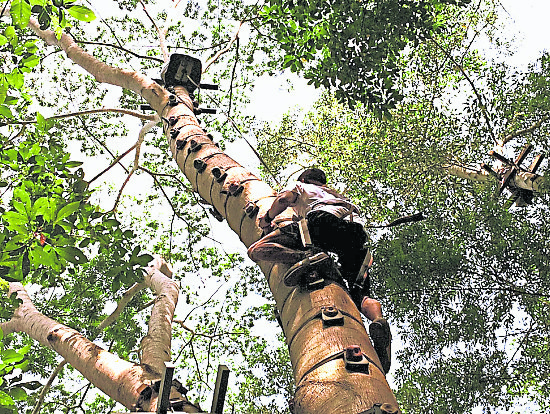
left=0, top=390, right=14, bottom=406
left=0, top=105, right=14, bottom=119
left=6, top=71, right=24, bottom=90
left=3, top=26, right=15, bottom=40
left=3, top=210, right=29, bottom=227
left=56, top=246, right=87, bottom=264
left=10, top=0, right=32, bottom=28
left=103, top=219, right=120, bottom=228
left=0, top=35, right=7, bottom=46
left=14, top=188, right=31, bottom=210
left=135, top=254, right=153, bottom=267
left=9, top=387, right=27, bottom=401
left=67, top=5, right=96, bottom=22
left=55, top=202, right=80, bottom=223
left=22, top=54, right=39, bottom=68
left=65, top=161, right=84, bottom=168
left=32, top=197, right=51, bottom=219
left=1, top=350, right=24, bottom=364
left=19, top=381, right=42, bottom=390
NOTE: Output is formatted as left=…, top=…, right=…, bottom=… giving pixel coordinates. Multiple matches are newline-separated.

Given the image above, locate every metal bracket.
left=227, top=183, right=244, bottom=196
left=211, top=166, right=228, bottom=183
left=483, top=144, right=545, bottom=207
left=209, top=207, right=224, bottom=222
left=303, top=270, right=325, bottom=291
left=321, top=305, right=344, bottom=327
left=343, top=345, right=370, bottom=374
left=210, top=365, right=230, bottom=414
left=156, top=362, right=175, bottom=414
left=243, top=201, right=259, bottom=218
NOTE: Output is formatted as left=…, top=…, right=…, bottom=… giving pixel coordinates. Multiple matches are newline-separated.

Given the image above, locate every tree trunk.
left=24, top=17, right=400, bottom=414
left=0, top=259, right=198, bottom=412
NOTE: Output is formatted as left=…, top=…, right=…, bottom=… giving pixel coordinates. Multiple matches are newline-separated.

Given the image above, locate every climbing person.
left=247, top=168, right=391, bottom=373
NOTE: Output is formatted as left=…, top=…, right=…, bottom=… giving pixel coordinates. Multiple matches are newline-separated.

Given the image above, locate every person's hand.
left=259, top=214, right=273, bottom=231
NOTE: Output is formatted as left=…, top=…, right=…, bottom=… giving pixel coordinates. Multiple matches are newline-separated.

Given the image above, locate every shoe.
left=283, top=251, right=330, bottom=287
left=369, top=317, right=391, bottom=374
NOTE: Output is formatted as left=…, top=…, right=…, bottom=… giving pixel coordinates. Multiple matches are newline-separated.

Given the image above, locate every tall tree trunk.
left=25, top=18, right=400, bottom=414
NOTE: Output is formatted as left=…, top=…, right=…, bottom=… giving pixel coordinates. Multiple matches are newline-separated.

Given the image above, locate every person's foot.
left=369, top=317, right=391, bottom=374
left=283, top=251, right=330, bottom=287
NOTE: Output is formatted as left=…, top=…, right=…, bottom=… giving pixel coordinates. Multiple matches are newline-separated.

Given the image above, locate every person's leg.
left=360, top=297, right=383, bottom=321
left=247, top=227, right=305, bottom=264
left=310, top=215, right=392, bottom=373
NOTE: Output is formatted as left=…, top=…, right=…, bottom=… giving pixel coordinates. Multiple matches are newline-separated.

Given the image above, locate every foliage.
left=260, top=0, right=471, bottom=116
left=255, top=2, right=550, bottom=410
left=0, top=327, right=40, bottom=414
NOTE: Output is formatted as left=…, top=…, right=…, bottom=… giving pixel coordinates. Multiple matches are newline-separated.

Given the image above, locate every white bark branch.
left=0, top=283, right=157, bottom=410
left=444, top=164, right=492, bottom=182
left=140, top=257, right=179, bottom=373
left=27, top=17, right=170, bottom=115
left=0, top=257, right=183, bottom=411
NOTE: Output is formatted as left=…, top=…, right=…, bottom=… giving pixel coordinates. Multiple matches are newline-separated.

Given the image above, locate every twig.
left=501, top=113, right=549, bottom=145
left=227, top=36, right=240, bottom=117
left=31, top=361, right=67, bottom=414
left=78, top=118, right=129, bottom=174
left=431, top=37, right=498, bottom=145
left=109, top=118, right=159, bottom=212
left=88, top=143, right=137, bottom=185
left=75, top=40, right=164, bottom=63
left=173, top=320, right=244, bottom=339
left=203, top=21, right=244, bottom=72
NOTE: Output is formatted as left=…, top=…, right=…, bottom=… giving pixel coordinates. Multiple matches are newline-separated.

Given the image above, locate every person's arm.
left=259, top=190, right=298, bottom=229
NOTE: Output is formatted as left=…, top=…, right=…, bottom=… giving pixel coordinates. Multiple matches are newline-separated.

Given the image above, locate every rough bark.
left=22, top=16, right=400, bottom=414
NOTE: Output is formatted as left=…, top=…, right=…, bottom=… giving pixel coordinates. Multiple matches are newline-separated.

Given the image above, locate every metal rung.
left=298, top=218, right=312, bottom=248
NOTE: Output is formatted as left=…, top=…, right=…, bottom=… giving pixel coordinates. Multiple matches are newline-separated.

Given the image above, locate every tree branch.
left=203, top=21, right=244, bottom=73
left=501, top=113, right=550, bottom=145
left=0, top=108, right=158, bottom=127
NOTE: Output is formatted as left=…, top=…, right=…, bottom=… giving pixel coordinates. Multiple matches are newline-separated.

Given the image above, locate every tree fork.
left=161, top=87, right=400, bottom=413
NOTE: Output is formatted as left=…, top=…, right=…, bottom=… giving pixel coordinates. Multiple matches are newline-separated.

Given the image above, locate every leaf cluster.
left=260, top=0, right=471, bottom=116
left=0, top=330, right=40, bottom=414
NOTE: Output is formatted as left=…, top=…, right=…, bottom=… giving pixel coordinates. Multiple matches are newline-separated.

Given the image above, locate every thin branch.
left=173, top=320, right=244, bottom=339
left=227, top=36, right=240, bottom=118
left=88, top=143, right=137, bottom=185
left=75, top=40, right=164, bottom=63
left=203, top=21, right=244, bottom=72
left=139, top=0, right=168, bottom=62
left=501, top=113, right=549, bottom=145
left=109, top=118, right=159, bottom=212
left=181, top=283, right=225, bottom=324
left=431, top=37, right=498, bottom=145
left=31, top=361, right=67, bottom=414
left=78, top=117, right=130, bottom=174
